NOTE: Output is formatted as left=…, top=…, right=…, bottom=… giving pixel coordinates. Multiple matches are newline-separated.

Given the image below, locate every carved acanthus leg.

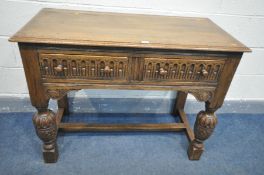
left=33, top=108, right=58, bottom=163
left=188, top=107, right=218, bottom=160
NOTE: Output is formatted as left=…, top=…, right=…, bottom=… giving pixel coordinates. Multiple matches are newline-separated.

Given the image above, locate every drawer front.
left=39, top=53, right=129, bottom=81
left=143, top=57, right=225, bottom=82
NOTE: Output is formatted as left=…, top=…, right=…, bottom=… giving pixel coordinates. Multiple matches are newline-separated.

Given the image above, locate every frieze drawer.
left=143, top=57, right=226, bottom=82
left=39, top=53, right=129, bottom=81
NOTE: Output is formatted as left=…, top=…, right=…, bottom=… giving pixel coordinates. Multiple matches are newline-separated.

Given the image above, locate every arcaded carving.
left=143, top=57, right=225, bottom=82
left=39, top=53, right=128, bottom=80
left=32, top=110, right=57, bottom=150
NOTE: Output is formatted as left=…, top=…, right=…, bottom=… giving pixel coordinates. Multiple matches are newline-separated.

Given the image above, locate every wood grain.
left=9, top=8, right=250, bottom=52
left=59, top=123, right=186, bottom=132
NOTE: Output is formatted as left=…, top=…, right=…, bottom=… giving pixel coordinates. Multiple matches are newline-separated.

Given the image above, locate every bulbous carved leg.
left=188, top=110, right=218, bottom=160
left=33, top=109, right=58, bottom=163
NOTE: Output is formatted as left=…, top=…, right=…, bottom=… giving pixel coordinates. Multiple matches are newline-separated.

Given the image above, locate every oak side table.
left=9, top=8, right=250, bottom=163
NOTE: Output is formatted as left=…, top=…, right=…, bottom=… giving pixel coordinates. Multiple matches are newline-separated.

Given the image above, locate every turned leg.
left=188, top=105, right=218, bottom=160
left=186, top=54, right=242, bottom=160
left=19, top=44, right=59, bottom=163
left=33, top=107, right=58, bottom=163
left=58, top=94, right=69, bottom=115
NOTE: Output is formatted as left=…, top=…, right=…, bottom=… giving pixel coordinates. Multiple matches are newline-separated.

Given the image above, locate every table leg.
left=173, top=91, right=188, bottom=114
left=187, top=102, right=218, bottom=160
left=32, top=103, right=58, bottom=163
left=58, top=94, right=69, bottom=115
left=187, top=56, right=241, bottom=160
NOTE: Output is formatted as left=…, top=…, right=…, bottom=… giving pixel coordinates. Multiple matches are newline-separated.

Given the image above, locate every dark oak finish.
left=10, top=8, right=250, bottom=52
left=58, top=95, right=69, bottom=115
left=59, top=123, right=186, bottom=132
left=9, top=8, right=250, bottom=163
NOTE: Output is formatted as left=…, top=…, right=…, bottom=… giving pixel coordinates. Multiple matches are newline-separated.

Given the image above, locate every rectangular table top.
left=9, top=8, right=250, bottom=52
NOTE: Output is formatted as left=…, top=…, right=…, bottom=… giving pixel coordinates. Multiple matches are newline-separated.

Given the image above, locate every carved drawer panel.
left=143, top=57, right=225, bottom=82
left=39, top=53, right=128, bottom=80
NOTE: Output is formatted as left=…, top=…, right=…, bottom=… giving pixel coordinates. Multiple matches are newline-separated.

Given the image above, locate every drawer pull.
left=40, top=54, right=128, bottom=80
left=201, top=69, right=208, bottom=77
left=159, top=68, right=168, bottom=75
left=54, top=65, right=63, bottom=72
left=104, top=66, right=112, bottom=73
left=143, top=57, right=225, bottom=82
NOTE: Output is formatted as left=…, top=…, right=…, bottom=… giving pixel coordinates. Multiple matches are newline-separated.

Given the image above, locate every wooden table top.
left=9, top=8, right=250, bottom=52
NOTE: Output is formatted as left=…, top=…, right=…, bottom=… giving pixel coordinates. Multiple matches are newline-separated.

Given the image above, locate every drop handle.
left=54, top=64, right=63, bottom=72
left=159, top=68, right=168, bottom=75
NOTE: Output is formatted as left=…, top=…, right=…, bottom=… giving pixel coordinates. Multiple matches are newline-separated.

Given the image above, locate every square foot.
left=43, top=146, right=58, bottom=163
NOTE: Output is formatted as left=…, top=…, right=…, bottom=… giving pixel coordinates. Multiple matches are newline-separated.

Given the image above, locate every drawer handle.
left=201, top=68, right=208, bottom=77
left=104, top=66, right=111, bottom=73
left=54, top=65, right=63, bottom=72
left=159, top=68, right=168, bottom=75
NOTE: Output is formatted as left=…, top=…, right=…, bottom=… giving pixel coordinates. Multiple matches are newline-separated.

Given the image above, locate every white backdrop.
left=0, top=0, right=263, bottom=100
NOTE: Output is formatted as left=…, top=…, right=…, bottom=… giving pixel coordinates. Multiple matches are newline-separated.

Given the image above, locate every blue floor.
left=0, top=112, right=264, bottom=175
